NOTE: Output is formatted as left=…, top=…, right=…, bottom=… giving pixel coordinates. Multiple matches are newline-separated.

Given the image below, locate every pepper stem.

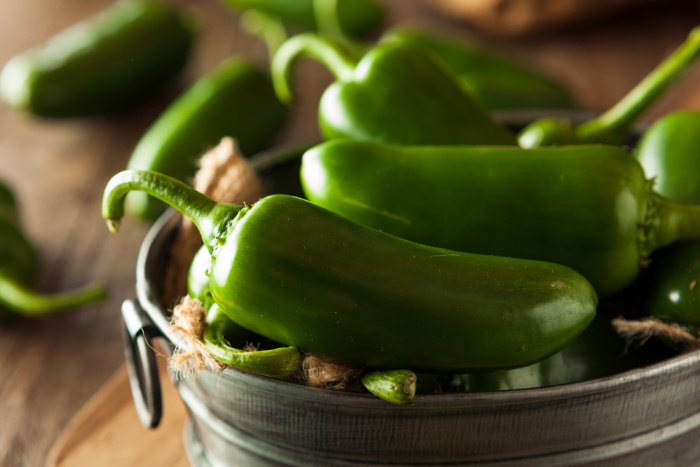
left=240, top=9, right=288, bottom=60
left=644, top=192, right=700, bottom=257
left=102, top=170, right=242, bottom=251
left=0, top=275, right=106, bottom=317
left=577, top=26, right=700, bottom=144
left=361, top=369, right=417, bottom=405
left=271, top=32, right=358, bottom=105
left=203, top=305, right=301, bottom=376
left=312, top=0, right=367, bottom=57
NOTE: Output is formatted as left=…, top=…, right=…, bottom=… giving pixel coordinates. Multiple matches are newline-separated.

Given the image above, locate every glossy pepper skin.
left=463, top=313, right=653, bottom=391
left=272, top=33, right=517, bottom=146
left=125, top=57, right=288, bottom=220
left=0, top=181, right=105, bottom=322
left=380, top=27, right=575, bottom=111
left=186, top=247, right=302, bottom=376
left=0, top=0, right=195, bottom=118
left=518, top=26, right=700, bottom=148
left=636, top=240, right=700, bottom=327
left=221, top=0, right=384, bottom=38
left=104, top=170, right=597, bottom=373
left=636, top=111, right=700, bottom=205
left=301, top=141, right=700, bottom=297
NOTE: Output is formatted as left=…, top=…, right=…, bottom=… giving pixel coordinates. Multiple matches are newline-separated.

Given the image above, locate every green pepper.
left=636, top=240, right=700, bottom=327
left=0, top=181, right=105, bottom=322
left=635, top=110, right=700, bottom=205
left=462, top=313, right=655, bottom=391
left=104, top=170, right=596, bottom=373
left=125, top=57, right=288, bottom=220
left=0, top=0, right=195, bottom=118
left=272, top=33, right=517, bottom=145
left=300, top=140, right=700, bottom=297
left=379, top=27, right=575, bottom=111
left=518, top=26, right=700, bottom=148
left=221, top=0, right=384, bottom=38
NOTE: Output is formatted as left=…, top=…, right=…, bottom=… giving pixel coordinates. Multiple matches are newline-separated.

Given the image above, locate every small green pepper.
left=518, top=26, right=700, bottom=148
left=221, top=0, right=384, bottom=38
left=125, top=57, right=288, bottom=220
left=0, top=0, right=195, bottom=118
left=635, top=110, right=700, bottom=205
left=104, top=170, right=596, bottom=373
left=272, top=33, right=517, bottom=145
left=462, top=313, right=653, bottom=391
left=0, top=181, right=105, bottom=322
left=636, top=240, right=700, bottom=327
left=379, top=27, right=575, bottom=111
left=301, top=140, right=700, bottom=296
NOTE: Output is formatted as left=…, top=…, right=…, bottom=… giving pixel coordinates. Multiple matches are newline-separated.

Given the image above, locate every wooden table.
left=0, top=0, right=698, bottom=466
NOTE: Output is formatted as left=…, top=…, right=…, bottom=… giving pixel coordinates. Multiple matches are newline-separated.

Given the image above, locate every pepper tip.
left=106, top=219, right=120, bottom=233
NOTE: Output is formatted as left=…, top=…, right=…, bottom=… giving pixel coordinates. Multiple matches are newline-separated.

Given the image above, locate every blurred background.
left=0, top=0, right=699, bottom=465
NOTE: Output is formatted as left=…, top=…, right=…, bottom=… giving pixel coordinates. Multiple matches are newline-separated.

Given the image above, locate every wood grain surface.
left=0, top=1, right=698, bottom=466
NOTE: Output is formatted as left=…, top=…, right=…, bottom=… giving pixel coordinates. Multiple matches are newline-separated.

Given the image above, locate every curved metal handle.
left=121, top=298, right=164, bottom=429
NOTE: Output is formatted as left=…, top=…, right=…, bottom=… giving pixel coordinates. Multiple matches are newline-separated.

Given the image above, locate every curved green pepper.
left=221, top=0, right=384, bottom=38
left=0, top=0, right=195, bottom=118
left=125, top=57, right=288, bottom=220
left=636, top=110, right=700, bottom=205
left=0, top=181, right=105, bottom=322
left=636, top=240, right=700, bottom=327
left=301, top=140, right=700, bottom=296
left=518, top=26, right=700, bottom=148
left=272, top=33, right=517, bottom=145
left=104, top=170, right=596, bottom=373
left=380, top=27, right=576, bottom=111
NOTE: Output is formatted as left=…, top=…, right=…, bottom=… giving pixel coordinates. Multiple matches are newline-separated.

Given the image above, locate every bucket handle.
left=121, top=299, right=164, bottom=429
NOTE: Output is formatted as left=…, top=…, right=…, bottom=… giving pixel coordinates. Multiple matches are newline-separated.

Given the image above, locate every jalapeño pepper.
left=301, top=140, right=700, bottom=296
left=221, top=0, right=384, bottom=39
left=379, top=27, right=576, bottom=111
left=0, top=180, right=105, bottom=322
left=636, top=110, right=700, bottom=205
left=104, top=170, right=596, bottom=373
left=0, top=0, right=195, bottom=118
left=125, top=57, right=288, bottom=220
left=272, top=33, right=517, bottom=145
left=636, top=240, right=700, bottom=328
left=518, top=26, right=700, bottom=148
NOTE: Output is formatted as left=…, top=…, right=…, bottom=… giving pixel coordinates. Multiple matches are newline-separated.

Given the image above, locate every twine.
left=168, top=296, right=225, bottom=379
left=612, top=316, right=700, bottom=349
left=297, top=355, right=364, bottom=390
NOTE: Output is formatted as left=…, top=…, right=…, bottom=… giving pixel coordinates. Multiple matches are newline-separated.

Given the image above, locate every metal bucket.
left=120, top=132, right=700, bottom=467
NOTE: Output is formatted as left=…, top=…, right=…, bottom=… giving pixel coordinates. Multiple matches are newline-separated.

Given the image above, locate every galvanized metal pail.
left=120, top=128, right=700, bottom=467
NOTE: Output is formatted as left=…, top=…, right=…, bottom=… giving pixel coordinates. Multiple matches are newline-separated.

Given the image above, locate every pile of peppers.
left=98, top=0, right=700, bottom=404
left=5, top=0, right=697, bottom=404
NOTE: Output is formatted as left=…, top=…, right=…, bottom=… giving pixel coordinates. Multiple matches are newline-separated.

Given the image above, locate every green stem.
left=644, top=193, right=700, bottom=257
left=0, top=275, right=106, bottom=317
left=271, top=32, right=358, bottom=105
left=102, top=170, right=242, bottom=250
left=361, top=369, right=417, bottom=405
left=577, top=26, right=700, bottom=144
left=312, top=0, right=367, bottom=57
left=240, top=8, right=288, bottom=59
left=203, top=305, right=301, bottom=377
